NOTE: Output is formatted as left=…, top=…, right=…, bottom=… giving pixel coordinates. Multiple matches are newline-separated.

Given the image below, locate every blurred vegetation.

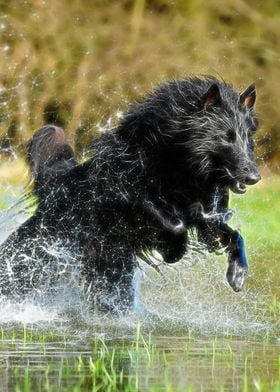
left=0, top=0, right=279, bottom=167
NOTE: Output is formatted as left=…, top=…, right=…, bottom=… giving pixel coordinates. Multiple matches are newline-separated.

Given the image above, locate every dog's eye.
left=227, top=129, right=236, bottom=143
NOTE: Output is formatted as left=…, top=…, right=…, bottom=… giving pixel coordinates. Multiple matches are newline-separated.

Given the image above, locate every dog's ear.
left=202, top=84, right=222, bottom=112
left=239, top=83, right=256, bottom=110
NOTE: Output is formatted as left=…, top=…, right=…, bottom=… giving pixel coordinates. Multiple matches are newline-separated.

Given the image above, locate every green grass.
left=231, top=175, right=280, bottom=248
left=0, top=324, right=278, bottom=392
left=229, top=175, right=280, bottom=306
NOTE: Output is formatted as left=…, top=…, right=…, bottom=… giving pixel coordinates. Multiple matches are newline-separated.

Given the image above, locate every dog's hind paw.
left=226, top=260, right=248, bottom=292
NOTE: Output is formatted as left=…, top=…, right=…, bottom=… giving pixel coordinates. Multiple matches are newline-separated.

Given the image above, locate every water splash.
left=134, top=255, right=270, bottom=336
left=0, top=197, right=273, bottom=338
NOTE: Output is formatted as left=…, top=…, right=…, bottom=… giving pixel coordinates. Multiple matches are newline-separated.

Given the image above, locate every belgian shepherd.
left=0, top=76, right=260, bottom=314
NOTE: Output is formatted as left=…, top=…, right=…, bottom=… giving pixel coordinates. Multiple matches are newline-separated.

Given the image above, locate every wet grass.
left=0, top=323, right=278, bottom=392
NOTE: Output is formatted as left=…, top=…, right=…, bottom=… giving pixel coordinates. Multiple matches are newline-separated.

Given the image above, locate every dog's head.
left=188, top=81, right=261, bottom=193
left=159, top=78, right=261, bottom=193
left=118, top=77, right=261, bottom=193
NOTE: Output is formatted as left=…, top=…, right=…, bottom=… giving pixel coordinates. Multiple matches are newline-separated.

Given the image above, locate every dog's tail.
left=27, top=125, right=77, bottom=199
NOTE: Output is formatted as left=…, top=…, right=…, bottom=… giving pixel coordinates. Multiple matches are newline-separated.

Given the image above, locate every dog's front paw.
left=226, top=259, right=248, bottom=292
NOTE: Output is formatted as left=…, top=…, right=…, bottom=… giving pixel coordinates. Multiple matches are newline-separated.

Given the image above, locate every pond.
left=0, top=177, right=279, bottom=391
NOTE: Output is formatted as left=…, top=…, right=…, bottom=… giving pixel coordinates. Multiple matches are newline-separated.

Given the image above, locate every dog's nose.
left=244, top=173, right=261, bottom=185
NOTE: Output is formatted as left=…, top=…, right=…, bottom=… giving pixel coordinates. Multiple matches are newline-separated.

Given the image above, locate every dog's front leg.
left=142, top=200, right=187, bottom=263
left=217, top=224, right=248, bottom=292
left=191, top=203, right=248, bottom=292
left=143, top=200, right=185, bottom=235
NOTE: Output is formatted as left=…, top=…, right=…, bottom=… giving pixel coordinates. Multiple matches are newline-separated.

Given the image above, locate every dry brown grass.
left=0, top=0, right=279, bottom=166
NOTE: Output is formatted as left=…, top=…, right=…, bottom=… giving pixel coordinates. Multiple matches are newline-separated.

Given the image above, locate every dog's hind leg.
left=27, top=125, right=77, bottom=200
left=83, top=247, right=136, bottom=315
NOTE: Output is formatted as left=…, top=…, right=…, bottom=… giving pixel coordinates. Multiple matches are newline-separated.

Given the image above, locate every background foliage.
left=0, top=0, right=279, bottom=167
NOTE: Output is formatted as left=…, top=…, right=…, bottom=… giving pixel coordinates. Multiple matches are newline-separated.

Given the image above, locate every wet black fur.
left=0, top=76, right=260, bottom=313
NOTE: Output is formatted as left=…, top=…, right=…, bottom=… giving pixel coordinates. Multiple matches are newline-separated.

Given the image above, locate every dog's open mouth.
left=224, top=168, right=247, bottom=194
left=230, top=181, right=247, bottom=194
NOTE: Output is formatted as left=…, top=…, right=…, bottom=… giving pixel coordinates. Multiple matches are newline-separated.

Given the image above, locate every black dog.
left=0, top=77, right=260, bottom=313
